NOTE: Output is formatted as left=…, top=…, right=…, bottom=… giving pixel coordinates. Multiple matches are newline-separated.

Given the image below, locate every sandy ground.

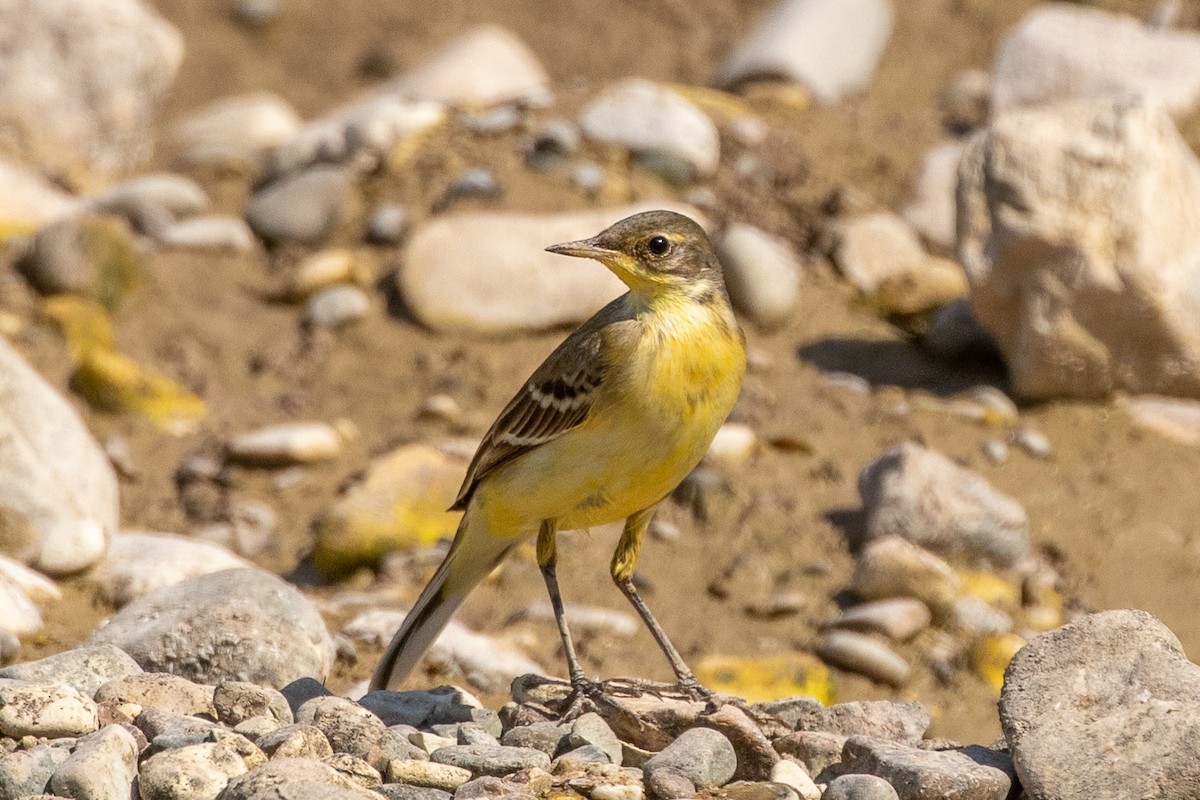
left=11, top=0, right=1200, bottom=746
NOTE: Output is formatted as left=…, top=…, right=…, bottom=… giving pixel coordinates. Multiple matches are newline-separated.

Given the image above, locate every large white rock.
left=993, top=4, right=1200, bottom=117
left=0, top=338, right=118, bottom=575
left=0, top=0, right=182, bottom=188
left=958, top=98, right=1200, bottom=399
left=388, top=25, right=550, bottom=108
left=580, top=80, right=720, bottom=177
left=716, top=0, right=894, bottom=104
left=398, top=203, right=704, bottom=335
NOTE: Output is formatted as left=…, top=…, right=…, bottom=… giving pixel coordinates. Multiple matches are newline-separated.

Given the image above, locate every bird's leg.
left=612, top=508, right=713, bottom=701
left=537, top=520, right=602, bottom=716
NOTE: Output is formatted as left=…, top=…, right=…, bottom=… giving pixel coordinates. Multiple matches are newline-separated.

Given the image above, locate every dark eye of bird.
left=646, top=235, right=671, bottom=257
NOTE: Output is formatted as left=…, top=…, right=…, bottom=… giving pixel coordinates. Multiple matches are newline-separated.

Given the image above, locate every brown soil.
left=11, top=0, right=1200, bottom=747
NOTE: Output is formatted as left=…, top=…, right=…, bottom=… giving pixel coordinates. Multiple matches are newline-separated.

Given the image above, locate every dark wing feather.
left=449, top=297, right=634, bottom=511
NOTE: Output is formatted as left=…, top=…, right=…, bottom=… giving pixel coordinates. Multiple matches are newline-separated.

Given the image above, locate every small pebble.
left=770, top=759, right=821, bottom=800
left=386, top=759, right=473, bottom=790
left=442, top=169, right=502, bottom=206
left=232, top=0, right=280, bottom=27
left=817, top=630, right=911, bottom=687
left=367, top=205, right=410, bottom=245
left=430, top=744, right=550, bottom=777
left=983, top=439, right=1009, bottom=465
left=823, top=773, right=900, bottom=800
left=1014, top=426, right=1052, bottom=459
left=829, top=598, right=932, bottom=642
left=526, top=120, right=581, bottom=170
left=226, top=422, right=343, bottom=467
left=462, top=106, right=522, bottom=134
left=305, top=285, right=370, bottom=329
left=571, top=162, right=606, bottom=194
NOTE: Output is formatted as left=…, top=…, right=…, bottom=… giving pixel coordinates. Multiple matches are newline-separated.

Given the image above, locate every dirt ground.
left=11, top=0, right=1200, bottom=746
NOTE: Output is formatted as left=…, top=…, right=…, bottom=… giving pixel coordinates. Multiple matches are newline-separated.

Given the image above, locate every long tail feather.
left=370, top=512, right=513, bottom=691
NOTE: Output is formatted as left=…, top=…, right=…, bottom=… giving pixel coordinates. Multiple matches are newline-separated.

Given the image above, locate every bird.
left=370, top=209, right=746, bottom=702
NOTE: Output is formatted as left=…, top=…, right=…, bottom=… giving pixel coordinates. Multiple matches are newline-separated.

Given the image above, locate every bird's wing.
left=450, top=298, right=634, bottom=511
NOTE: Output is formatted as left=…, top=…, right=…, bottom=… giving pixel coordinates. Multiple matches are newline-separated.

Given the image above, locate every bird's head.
left=546, top=210, right=726, bottom=302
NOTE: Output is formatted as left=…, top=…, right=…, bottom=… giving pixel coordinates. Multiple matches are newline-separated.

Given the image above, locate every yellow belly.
left=473, top=299, right=745, bottom=535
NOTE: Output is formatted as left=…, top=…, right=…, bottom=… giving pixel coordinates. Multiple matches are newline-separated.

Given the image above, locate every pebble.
left=525, top=120, right=582, bottom=171
left=324, top=752, right=382, bottom=788
left=840, top=737, right=1013, bottom=800
left=430, top=744, right=550, bottom=777
left=0, top=572, right=42, bottom=637
left=245, top=166, right=358, bottom=245
left=829, top=598, right=932, bottom=642
left=580, top=79, right=720, bottom=177
left=953, top=595, right=1013, bottom=636
left=90, top=567, right=336, bottom=688
left=940, top=69, right=991, bottom=133
left=95, top=673, right=215, bottom=718
left=899, top=140, right=965, bottom=251
left=717, top=223, right=802, bottom=328
left=296, top=696, right=387, bottom=759
left=0, top=743, right=70, bottom=798
left=0, top=642, right=141, bottom=695
left=461, top=106, right=523, bottom=134
left=442, top=168, right=502, bottom=206
left=552, top=744, right=612, bottom=770
left=376, top=786, right=452, bottom=800
left=0, top=683, right=98, bottom=738
left=981, top=440, right=1008, bottom=465
left=265, top=95, right=445, bottom=177
left=48, top=724, right=139, bottom=800
left=18, top=212, right=142, bottom=305
left=829, top=212, right=926, bottom=295
left=386, top=759, right=473, bottom=790
left=568, top=713, right=623, bottom=765
left=226, top=422, right=344, bottom=467
left=705, top=423, right=758, bottom=466
left=138, top=742, right=248, bottom=800
left=355, top=686, right=479, bottom=729
left=88, top=531, right=251, bottom=607
left=499, top=721, right=568, bottom=756
left=922, top=300, right=996, bottom=362
left=817, top=631, right=911, bottom=688
left=257, top=724, right=334, bottom=760
left=156, top=215, right=258, bottom=252
left=233, top=0, right=280, bottom=28
left=571, top=162, right=606, bottom=195
left=214, top=681, right=293, bottom=727
left=643, top=728, right=736, bottom=790
left=398, top=203, right=700, bottom=334
left=823, top=774, right=900, bottom=800
left=852, top=536, right=960, bottom=615
left=90, top=173, right=209, bottom=225
left=717, top=0, right=893, bottom=104
left=282, top=250, right=372, bottom=301
left=169, top=92, right=302, bottom=169
left=770, top=759, right=820, bottom=800
left=772, top=731, right=847, bottom=777
left=0, top=161, right=78, bottom=231
left=306, top=285, right=371, bottom=329
left=858, top=442, right=1030, bottom=568
left=386, top=25, right=550, bottom=108
left=790, top=700, right=930, bottom=745
left=1014, top=426, right=1052, bottom=459
left=221, top=757, right=381, bottom=799
left=366, top=205, right=410, bottom=245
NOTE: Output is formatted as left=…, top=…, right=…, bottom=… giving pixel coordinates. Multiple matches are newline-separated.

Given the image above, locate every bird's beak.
left=545, top=238, right=620, bottom=261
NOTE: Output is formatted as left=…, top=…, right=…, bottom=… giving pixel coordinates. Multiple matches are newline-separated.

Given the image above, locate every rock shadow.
left=798, top=337, right=1008, bottom=397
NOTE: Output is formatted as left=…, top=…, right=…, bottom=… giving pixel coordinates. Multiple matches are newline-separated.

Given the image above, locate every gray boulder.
left=89, top=567, right=336, bottom=688
left=1000, top=609, right=1200, bottom=799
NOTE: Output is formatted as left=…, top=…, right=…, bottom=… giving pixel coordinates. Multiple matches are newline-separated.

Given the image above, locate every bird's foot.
left=559, top=675, right=607, bottom=721
left=675, top=676, right=716, bottom=703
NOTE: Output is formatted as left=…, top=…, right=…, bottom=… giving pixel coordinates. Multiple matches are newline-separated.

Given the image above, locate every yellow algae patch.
left=969, top=633, right=1026, bottom=694
left=71, top=349, right=205, bottom=434
left=695, top=653, right=836, bottom=705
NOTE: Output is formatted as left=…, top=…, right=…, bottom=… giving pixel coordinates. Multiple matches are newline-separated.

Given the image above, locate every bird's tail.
left=369, top=509, right=514, bottom=691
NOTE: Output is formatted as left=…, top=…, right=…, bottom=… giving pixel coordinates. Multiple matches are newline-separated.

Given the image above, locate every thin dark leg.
left=537, top=520, right=588, bottom=686
left=612, top=508, right=711, bottom=698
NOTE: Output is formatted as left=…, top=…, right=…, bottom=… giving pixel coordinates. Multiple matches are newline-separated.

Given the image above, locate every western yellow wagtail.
left=371, top=210, right=746, bottom=700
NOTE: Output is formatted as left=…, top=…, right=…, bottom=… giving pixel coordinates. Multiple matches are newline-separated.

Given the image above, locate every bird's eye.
left=646, top=235, right=671, bottom=257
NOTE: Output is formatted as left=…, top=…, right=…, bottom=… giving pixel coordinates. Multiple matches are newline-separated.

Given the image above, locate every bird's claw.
left=559, top=676, right=606, bottom=721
